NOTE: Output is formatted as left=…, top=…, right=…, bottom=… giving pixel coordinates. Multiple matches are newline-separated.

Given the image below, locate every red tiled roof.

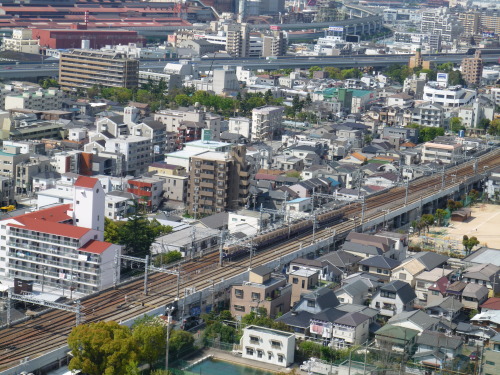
left=8, top=219, right=90, bottom=239
left=74, top=176, right=98, bottom=189
left=480, top=297, right=500, bottom=310
left=12, top=204, right=72, bottom=224
left=428, top=276, right=449, bottom=294
left=79, top=240, right=112, bottom=254
left=255, top=173, right=278, bottom=181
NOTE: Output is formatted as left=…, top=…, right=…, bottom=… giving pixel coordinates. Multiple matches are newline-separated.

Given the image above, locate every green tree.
left=39, top=78, right=60, bottom=89
left=285, top=171, right=301, bottom=179
left=434, top=209, right=447, bottom=226
left=462, top=235, right=480, bottom=256
left=118, top=208, right=172, bottom=257
left=87, top=85, right=100, bottom=99
left=420, top=214, right=435, bottom=233
left=479, top=118, right=491, bottom=130
left=153, top=251, right=182, bottom=267
left=468, top=189, right=479, bottom=204
left=131, top=315, right=166, bottom=369
left=488, top=119, right=500, bottom=136
left=450, top=117, right=465, bottom=133
left=447, top=200, right=463, bottom=212
left=104, top=217, right=124, bottom=243
left=174, top=94, right=192, bottom=107
left=68, top=321, right=139, bottom=375
left=308, top=66, right=322, bottom=78
left=324, top=67, right=342, bottom=79
left=168, top=330, right=195, bottom=360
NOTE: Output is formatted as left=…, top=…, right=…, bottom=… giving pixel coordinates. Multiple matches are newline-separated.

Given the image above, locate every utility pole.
left=41, top=266, right=46, bottom=292
left=404, top=179, right=409, bottom=206
left=441, top=167, right=446, bottom=190
left=218, top=230, right=225, bottom=267
left=361, top=196, right=366, bottom=226
left=144, top=255, right=149, bottom=296
left=312, top=212, right=317, bottom=243
left=248, top=239, right=254, bottom=270
left=165, top=306, right=175, bottom=372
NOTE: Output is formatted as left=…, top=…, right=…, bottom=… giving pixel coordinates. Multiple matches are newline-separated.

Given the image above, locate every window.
left=432, top=290, right=440, bottom=296
left=108, top=203, right=113, bottom=208
left=234, top=305, right=245, bottom=312
left=257, top=350, right=263, bottom=358
left=377, top=268, right=382, bottom=274
left=486, top=361, right=495, bottom=366
left=76, top=200, right=80, bottom=205
left=494, top=344, right=500, bottom=352
left=235, top=289, right=244, bottom=299
left=399, top=273, right=406, bottom=280
left=250, top=336, right=259, bottom=344
left=292, top=277, right=298, bottom=284
left=251, top=292, right=260, bottom=301
left=271, top=340, right=281, bottom=349
left=246, top=348, right=254, bottom=356
left=307, top=300, right=315, bottom=308
left=278, top=355, right=284, bottom=363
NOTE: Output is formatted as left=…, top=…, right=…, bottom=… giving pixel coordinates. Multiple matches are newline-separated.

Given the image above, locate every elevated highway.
left=0, top=148, right=499, bottom=375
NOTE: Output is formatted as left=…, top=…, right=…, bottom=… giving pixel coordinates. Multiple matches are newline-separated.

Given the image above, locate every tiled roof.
left=74, top=176, right=99, bottom=189
left=480, top=297, right=500, bottom=310
left=8, top=219, right=90, bottom=239
left=79, top=240, right=112, bottom=254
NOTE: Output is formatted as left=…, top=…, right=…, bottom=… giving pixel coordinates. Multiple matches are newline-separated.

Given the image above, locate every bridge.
left=0, top=148, right=498, bottom=374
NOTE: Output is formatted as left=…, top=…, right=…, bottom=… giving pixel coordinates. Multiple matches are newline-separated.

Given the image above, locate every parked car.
left=469, top=352, right=480, bottom=361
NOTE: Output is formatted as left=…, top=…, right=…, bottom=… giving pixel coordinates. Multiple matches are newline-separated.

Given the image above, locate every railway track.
left=0, top=149, right=499, bottom=371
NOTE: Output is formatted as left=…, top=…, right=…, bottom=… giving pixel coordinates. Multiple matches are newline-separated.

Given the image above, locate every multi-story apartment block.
left=461, top=50, right=483, bottom=86
left=241, top=325, right=295, bottom=367
left=187, top=145, right=249, bottom=216
left=99, top=136, right=153, bottom=176
left=127, top=177, right=163, bottom=211
left=251, top=106, right=284, bottom=142
left=421, top=141, right=463, bottom=164
left=0, top=144, right=30, bottom=178
left=457, top=11, right=480, bottom=35
left=15, top=155, right=53, bottom=195
left=131, top=120, right=166, bottom=162
left=230, top=265, right=292, bottom=318
left=262, top=30, right=287, bottom=57
left=2, top=28, right=39, bottom=54
left=0, top=177, right=121, bottom=294
left=420, top=8, right=460, bottom=43
left=228, top=117, right=252, bottom=139
left=224, top=23, right=250, bottom=58
left=148, top=162, right=187, bottom=203
left=4, top=88, right=65, bottom=111
left=479, top=8, right=500, bottom=35
left=411, top=103, right=445, bottom=128
left=59, top=49, right=139, bottom=91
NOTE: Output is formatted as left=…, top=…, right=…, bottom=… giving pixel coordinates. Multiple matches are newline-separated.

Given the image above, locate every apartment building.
left=15, top=155, right=52, bottom=195
left=262, top=31, right=287, bottom=58
left=461, top=50, right=483, bottom=86
left=251, top=106, right=284, bottom=142
left=421, top=141, right=463, bottom=164
left=0, top=177, right=121, bottom=294
left=0, top=144, right=31, bottom=178
left=479, top=8, right=500, bottom=35
left=230, top=265, right=292, bottom=318
left=411, top=102, right=445, bottom=128
left=2, top=28, right=39, bottom=54
left=148, top=162, right=187, bottom=203
left=289, top=268, right=320, bottom=307
left=131, top=120, right=166, bottom=162
left=127, top=177, right=163, bottom=210
left=423, top=83, right=477, bottom=108
left=4, top=89, right=65, bottom=111
left=59, top=49, right=139, bottom=91
left=457, top=11, right=480, bottom=35
left=224, top=23, right=250, bottom=58
left=420, top=8, right=460, bottom=43
left=187, top=145, right=249, bottom=216
left=100, top=136, right=153, bottom=176
left=241, top=325, right=295, bottom=367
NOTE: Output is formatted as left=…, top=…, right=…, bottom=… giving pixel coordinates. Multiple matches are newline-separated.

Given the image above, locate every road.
left=0, top=49, right=498, bottom=78
left=0, top=149, right=499, bottom=374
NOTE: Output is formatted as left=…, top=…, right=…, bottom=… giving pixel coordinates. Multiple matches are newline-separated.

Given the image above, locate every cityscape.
left=0, top=0, right=500, bottom=374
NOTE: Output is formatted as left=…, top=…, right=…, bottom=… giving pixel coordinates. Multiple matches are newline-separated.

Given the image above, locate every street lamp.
left=165, top=306, right=175, bottom=373
left=381, top=209, right=390, bottom=230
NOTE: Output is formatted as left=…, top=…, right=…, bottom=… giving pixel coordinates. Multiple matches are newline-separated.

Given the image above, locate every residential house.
left=414, top=268, right=453, bottom=306
left=358, top=255, right=401, bottom=282
left=483, top=333, right=500, bottom=375
left=481, top=297, right=500, bottom=313
left=425, top=296, right=464, bottom=321
left=370, top=280, right=416, bottom=318
left=390, top=258, right=427, bottom=288
left=462, top=263, right=500, bottom=297
left=241, top=325, right=295, bottom=367
left=335, top=279, right=370, bottom=305
left=461, top=283, right=489, bottom=311
left=346, top=232, right=400, bottom=260
left=413, top=330, right=463, bottom=369
left=230, top=265, right=292, bottom=319
left=318, top=250, right=362, bottom=278
left=374, top=325, right=419, bottom=353
left=289, top=268, right=320, bottom=307
left=388, top=310, right=440, bottom=334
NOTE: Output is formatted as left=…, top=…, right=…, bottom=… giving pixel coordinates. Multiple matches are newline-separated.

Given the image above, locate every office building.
left=59, top=49, right=139, bottom=91
left=461, top=50, right=483, bottom=86
left=0, top=177, right=121, bottom=294
left=187, top=145, right=249, bottom=216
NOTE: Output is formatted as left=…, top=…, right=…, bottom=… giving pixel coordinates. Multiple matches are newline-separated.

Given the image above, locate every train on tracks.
left=223, top=208, right=346, bottom=259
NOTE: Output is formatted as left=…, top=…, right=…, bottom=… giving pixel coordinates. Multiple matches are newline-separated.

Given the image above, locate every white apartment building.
left=241, top=325, right=295, bottom=367
left=0, top=177, right=121, bottom=294
left=491, top=87, right=500, bottom=106
left=4, top=89, right=66, bottom=111
left=103, top=136, right=153, bottom=176
left=2, top=29, right=40, bottom=54
left=154, top=108, right=221, bottom=139
left=251, top=106, right=284, bottom=142
left=421, top=141, right=463, bottom=164
left=423, top=83, right=477, bottom=108
left=411, top=102, right=445, bottom=128
left=228, top=117, right=252, bottom=139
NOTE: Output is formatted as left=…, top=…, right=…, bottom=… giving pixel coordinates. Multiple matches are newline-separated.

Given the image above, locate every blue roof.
left=327, top=177, right=340, bottom=186
left=288, top=197, right=311, bottom=203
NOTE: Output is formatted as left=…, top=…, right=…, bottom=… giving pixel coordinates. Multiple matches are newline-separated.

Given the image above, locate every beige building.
left=421, top=141, right=463, bottom=164
left=262, top=31, right=287, bottom=58
left=4, top=89, right=65, bottom=111
left=224, top=23, right=250, bottom=58
left=289, top=268, right=319, bottom=307
left=59, top=49, right=139, bottom=91
left=148, top=162, right=188, bottom=203
left=251, top=106, right=284, bottom=142
left=187, top=145, right=249, bottom=216
left=230, top=265, right=292, bottom=318
left=0, top=144, right=30, bottom=178
left=2, top=29, right=39, bottom=54
left=461, top=50, right=483, bottom=86
left=458, top=11, right=480, bottom=35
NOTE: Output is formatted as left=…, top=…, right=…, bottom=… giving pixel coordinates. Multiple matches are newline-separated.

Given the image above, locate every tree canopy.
left=462, top=235, right=480, bottom=256
left=131, top=315, right=167, bottom=369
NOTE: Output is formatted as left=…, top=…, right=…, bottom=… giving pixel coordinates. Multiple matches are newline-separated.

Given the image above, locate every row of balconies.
left=8, top=251, right=99, bottom=274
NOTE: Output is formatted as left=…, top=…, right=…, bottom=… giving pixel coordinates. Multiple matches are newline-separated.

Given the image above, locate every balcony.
left=8, top=263, right=99, bottom=286
left=8, top=241, right=99, bottom=263
left=8, top=251, right=100, bottom=274
left=9, top=231, right=79, bottom=248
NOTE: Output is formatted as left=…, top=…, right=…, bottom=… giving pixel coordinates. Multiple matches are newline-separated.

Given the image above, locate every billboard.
left=437, top=72, right=448, bottom=83
left=482, top=32, right=495, bottom=38
left=202, top=129, right=212, bottom=142
left=270, top=25, right=280, bottom=31
left=345, top=34, right=360, bottom=43
left=328, top=26, right=344, bottom=32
